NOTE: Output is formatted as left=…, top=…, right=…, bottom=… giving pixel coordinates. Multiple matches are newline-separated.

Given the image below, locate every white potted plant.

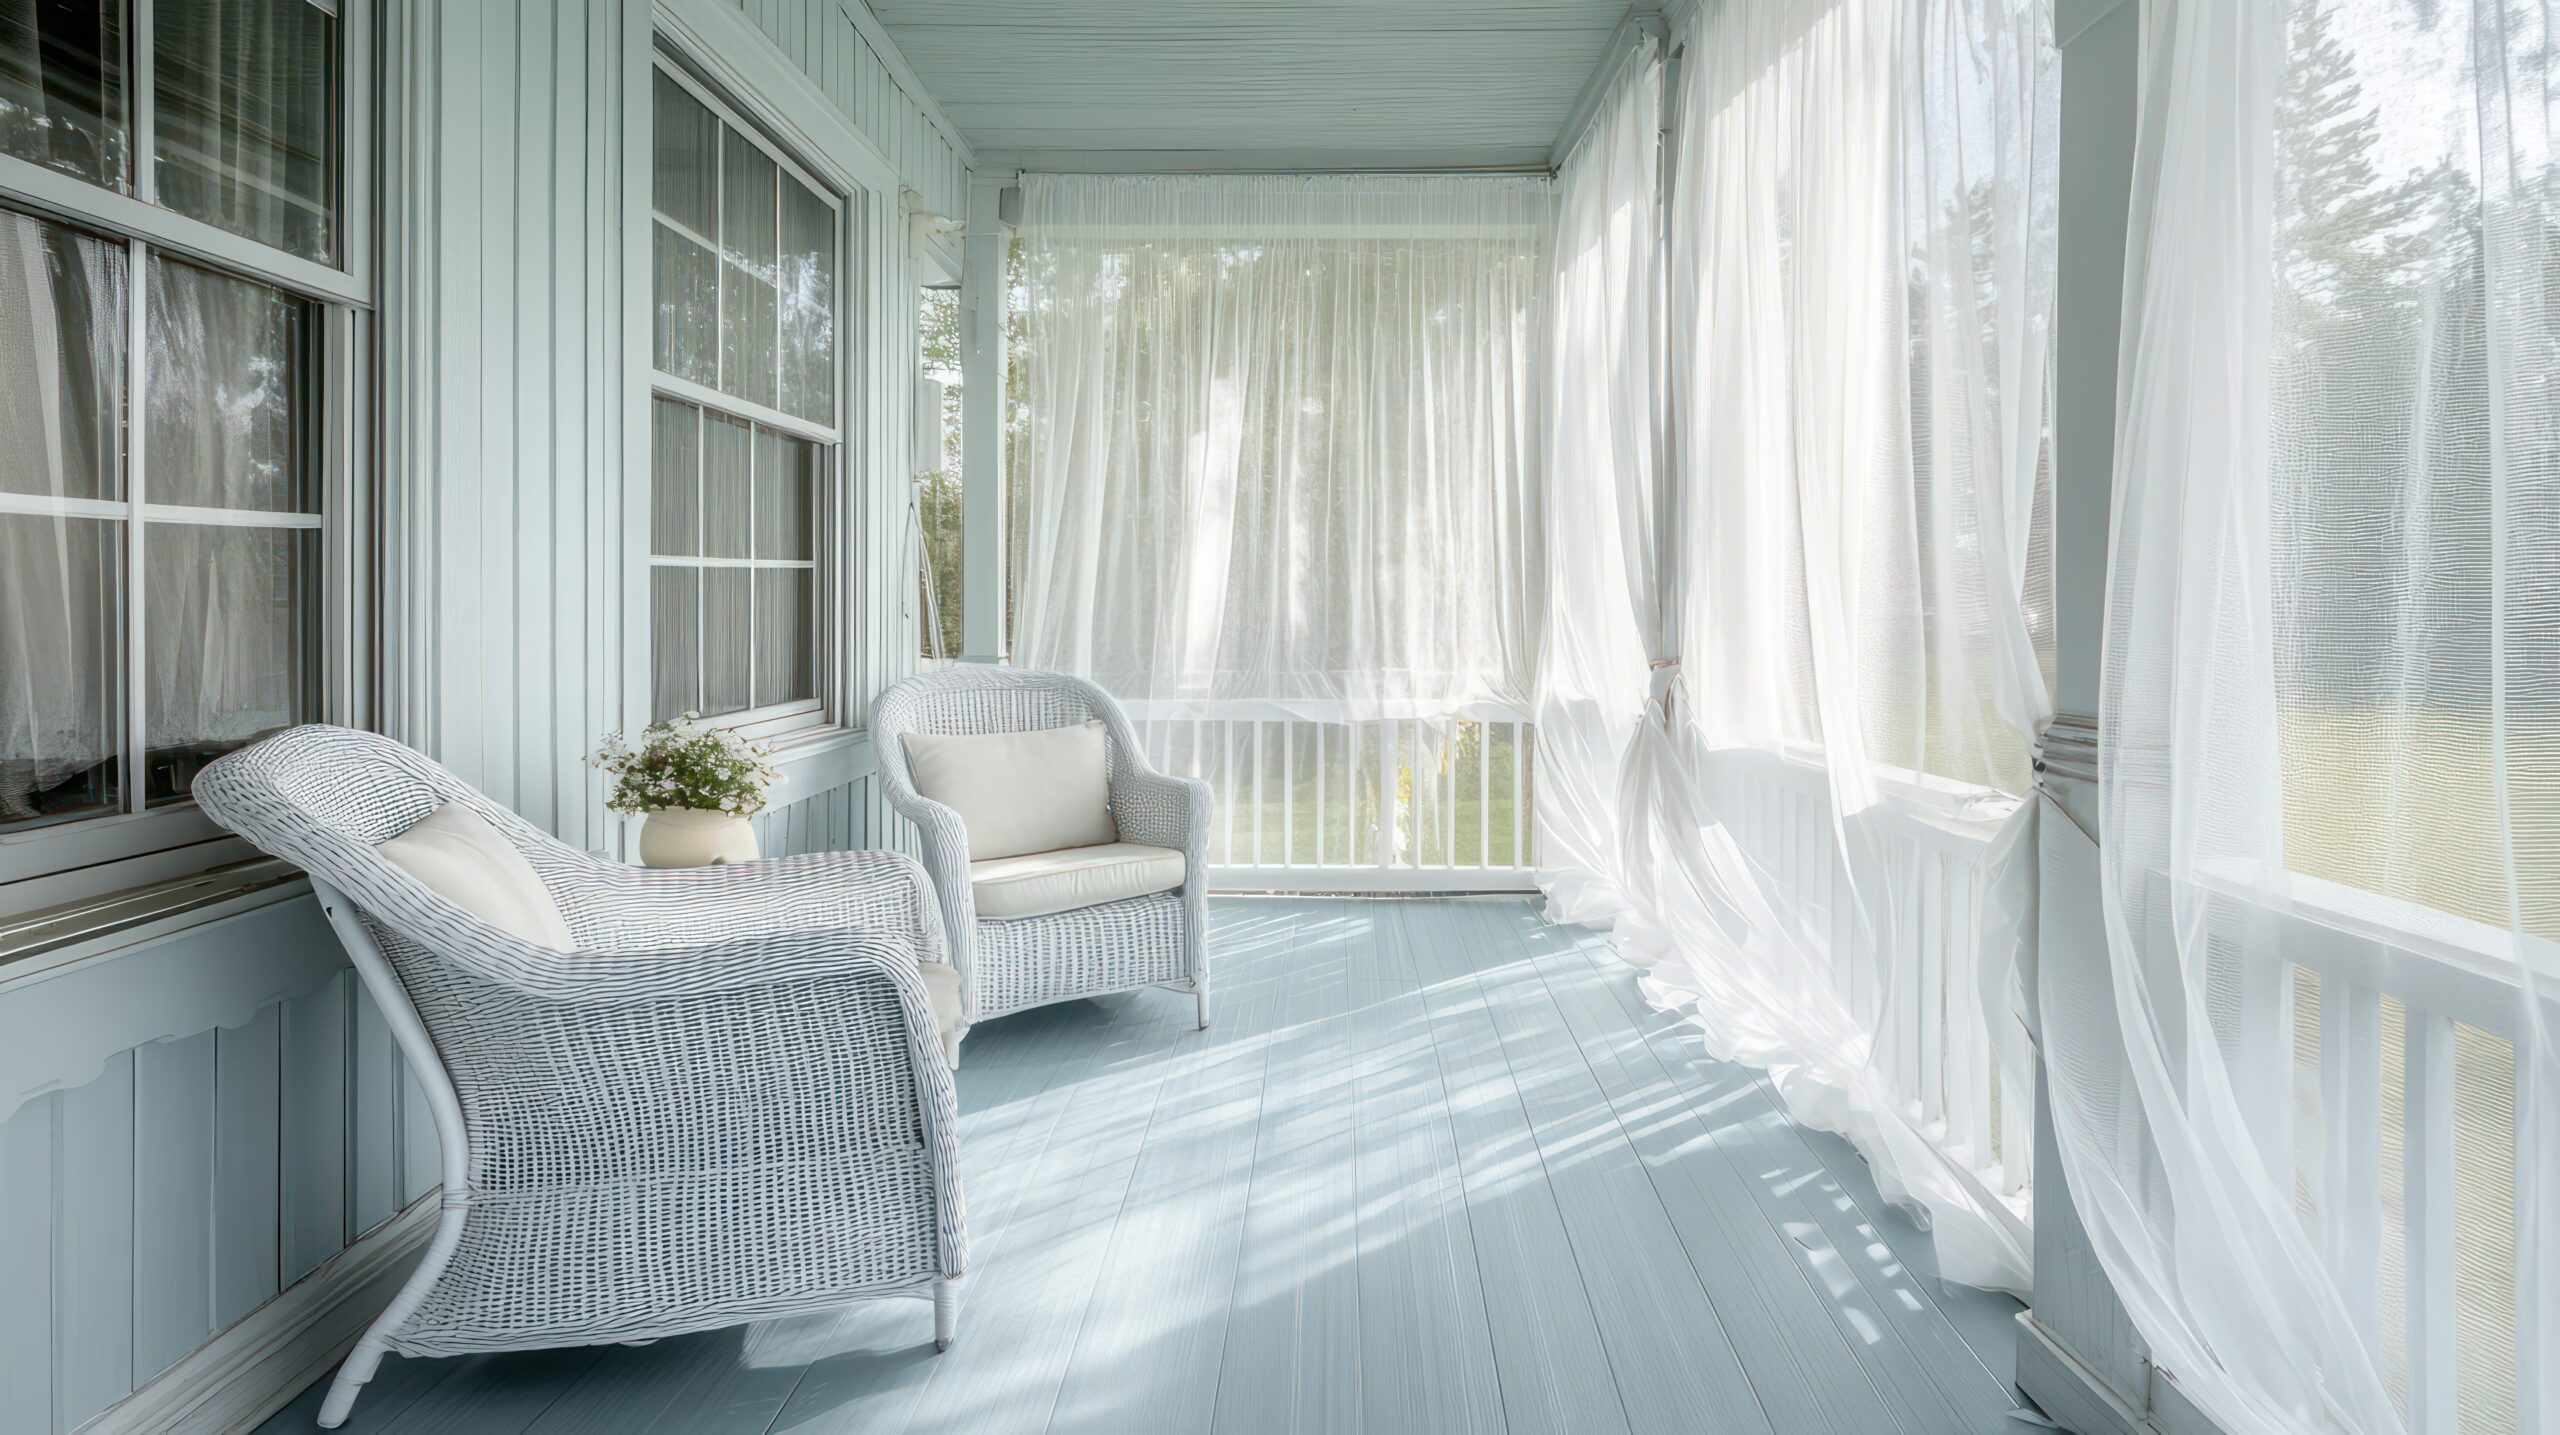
left=592, top=714, right=782, bottom=868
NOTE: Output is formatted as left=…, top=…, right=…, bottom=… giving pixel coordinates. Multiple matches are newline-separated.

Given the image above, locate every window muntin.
left=0, top=0, right=128, bottom=191
left=0, top=0, right=346, bottom=878
left=649, top=65, right=836, bottom=426
left=648, top=56, right=840, bottom=734
left=152, top=0, right=341, bottom=264
left=0, top=0, right=344, bottom=267
left=0, top=207, right=325, bottom=836
left=648, top=398, right=821, bottom=724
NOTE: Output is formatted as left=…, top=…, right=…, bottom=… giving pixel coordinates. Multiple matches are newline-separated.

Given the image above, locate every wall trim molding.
left=2017, top=1313, right=2227, bottom=1435
left=78, top=1195, right=436, bottom=1435
left=0, top=893, right=344, bottom=1122
left=2018, top=1312, right=2154, bottom=1435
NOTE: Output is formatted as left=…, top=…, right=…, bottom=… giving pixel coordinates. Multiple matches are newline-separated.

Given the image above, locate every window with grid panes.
left=0, top=0, right=348, bottom=856
left=648, top=57, right=840, bottom=731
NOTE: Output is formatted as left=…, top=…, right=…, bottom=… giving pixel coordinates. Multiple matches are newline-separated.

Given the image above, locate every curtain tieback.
left=1645, top=659, right=1680, bottom=725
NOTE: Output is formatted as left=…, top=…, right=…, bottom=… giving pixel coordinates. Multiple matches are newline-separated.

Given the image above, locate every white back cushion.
left=376, top=803, right=577, bottom=952
left=901, top=719, right=1119, bottom=860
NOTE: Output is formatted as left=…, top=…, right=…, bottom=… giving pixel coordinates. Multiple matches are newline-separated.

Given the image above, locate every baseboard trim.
left=79, top=1193, right=437, bottom=1435
left=2016, top=1311, right=2231, bottom=1435
left=2017, top=1311, right=2154, bottom=1435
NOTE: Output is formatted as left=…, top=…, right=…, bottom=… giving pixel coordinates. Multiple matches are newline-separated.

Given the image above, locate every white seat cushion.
left=969, top=842, right=1185, bottom=920
left=376, top=803, right=576, bottom=951
left=901, top=720, right=1119, bottom=860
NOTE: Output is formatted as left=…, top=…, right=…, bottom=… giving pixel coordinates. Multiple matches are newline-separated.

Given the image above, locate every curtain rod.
left=1549, top=5, right=1669, bottom=171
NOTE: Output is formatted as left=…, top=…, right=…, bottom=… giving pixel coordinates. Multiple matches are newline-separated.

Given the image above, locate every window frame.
left=645, top=51, right=846, bottom=742
left=0, top=0, right=374, bottom=896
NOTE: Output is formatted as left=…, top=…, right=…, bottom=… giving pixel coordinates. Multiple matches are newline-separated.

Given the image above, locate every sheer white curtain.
left=1536, top=39, right=1662, bottom=927
left=2038, top=0, right=2559, bottom=1430
left=1537, top=0, right=2057, bottom=1296
left=1010, top=174, right=1546, bottom=728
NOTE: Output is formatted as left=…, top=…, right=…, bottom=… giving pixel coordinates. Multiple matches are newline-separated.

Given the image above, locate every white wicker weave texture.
left=190, top=725, right=968, bottom=1427
left=872, top=668, right=1213, bottom=1038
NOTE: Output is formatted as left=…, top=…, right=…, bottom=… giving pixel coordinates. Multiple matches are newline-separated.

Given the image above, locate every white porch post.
left=960, top=175, right=1014, bottom=662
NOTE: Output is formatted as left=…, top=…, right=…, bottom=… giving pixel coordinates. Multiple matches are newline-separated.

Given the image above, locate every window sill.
left=0, top=856, right=307, bottom=989
left=762, top=726, right=879, bottom=811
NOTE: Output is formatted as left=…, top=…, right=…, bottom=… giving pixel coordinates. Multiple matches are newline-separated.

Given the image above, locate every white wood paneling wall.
left=380, top=0, right=647, bottom=856
left=0, top=898, right=429, bottom=1435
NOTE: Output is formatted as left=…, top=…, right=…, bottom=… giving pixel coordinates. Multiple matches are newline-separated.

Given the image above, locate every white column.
left=959, top=175, right=1014, bottom=662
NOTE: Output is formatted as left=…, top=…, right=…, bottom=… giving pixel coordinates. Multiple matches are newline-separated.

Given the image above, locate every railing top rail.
left=2188, top=856, right=2557, bottom=1040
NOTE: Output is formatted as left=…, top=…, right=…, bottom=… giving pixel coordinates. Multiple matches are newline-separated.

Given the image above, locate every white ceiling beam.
left=977, top=147, right=1557, bottom=176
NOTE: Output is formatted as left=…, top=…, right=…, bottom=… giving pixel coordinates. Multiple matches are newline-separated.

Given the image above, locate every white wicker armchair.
left=190, top=726, right=967, bottom=1429
left=872, top=668, right=1212, bottom=1047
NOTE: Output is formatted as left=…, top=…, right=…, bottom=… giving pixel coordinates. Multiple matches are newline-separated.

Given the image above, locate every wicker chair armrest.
left=874, top=787, right=976, bottom=1001
left=1111, top=768, right=1212, bottom=860
left=440, top=921, right=940, bottom=1009
left=442, top=941, right=968, bottom=1279
left=547, top=848, right=943, bottom=952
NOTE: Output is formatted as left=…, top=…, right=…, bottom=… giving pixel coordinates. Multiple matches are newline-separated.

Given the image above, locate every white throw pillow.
left=376, top=803, right=577, bottom=952
left=901, top=719, right=1119, bottom=860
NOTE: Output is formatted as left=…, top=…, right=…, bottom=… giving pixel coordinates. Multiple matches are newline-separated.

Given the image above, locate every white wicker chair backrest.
left=872, top=668, right=1147, bottom=810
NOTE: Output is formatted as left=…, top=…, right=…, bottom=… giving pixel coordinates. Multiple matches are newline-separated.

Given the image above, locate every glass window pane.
left=651, top=398, right=700, bottom=557
left=650, top=565, right=699, bottom=722
left=0, top=208, right=124, bottom=500
left=702, top=413, right=751, bottom=559
left=754, top=427, right=812, bottom=560
left=0, top=0, right=126, bottom=190
left=753, top=568, right=812, bottom=708
left=142, top=523, right=319, bottom=806
left=153, top=0, right=338, bottom=263
left=651, top=69, right=718, bottom=239
left=718, top=129, right=778, bottom=409
left=779, top=175, right=834, bottom=423
left=652, top=222, right=718, bottom=387
left=0, top=513, right=121, bottom=830
left=147, top=255, right=318, bottom=512
left=701, top=566, right=750, bottom=717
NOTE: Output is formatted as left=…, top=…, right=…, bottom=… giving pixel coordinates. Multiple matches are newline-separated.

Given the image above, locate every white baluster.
left=2403, top=1008, right=2457, bottom=1435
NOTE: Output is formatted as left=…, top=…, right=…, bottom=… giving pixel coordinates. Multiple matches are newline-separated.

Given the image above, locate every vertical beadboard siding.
left=0, top=903, right=417, bottom=1435
left=731, top=0, right=972, bottom=216
left=383, top=0, right=637, bottom=857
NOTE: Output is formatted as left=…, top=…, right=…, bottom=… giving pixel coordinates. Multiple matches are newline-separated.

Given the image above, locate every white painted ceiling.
left=868, top=0, right=1634, bottom=173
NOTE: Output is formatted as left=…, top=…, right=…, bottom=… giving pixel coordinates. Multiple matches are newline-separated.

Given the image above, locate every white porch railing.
left=1708, top=745, right=2037, bottom=1200
left=2193, top=863, right=2548, bottom=1434
left=1121, top=706, right=1538, bottom=892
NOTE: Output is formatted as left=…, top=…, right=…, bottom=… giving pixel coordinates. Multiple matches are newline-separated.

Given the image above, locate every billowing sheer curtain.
left=2037, top=1, right=2559, bottom=1430
left=1536, top=39, right=1662, bottom=928
left=1011, top=174, right=1546, bottom=729
left=1538, top=0, right=2057, bottom=1296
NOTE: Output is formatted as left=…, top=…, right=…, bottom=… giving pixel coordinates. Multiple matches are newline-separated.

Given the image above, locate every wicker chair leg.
left=1195, top=986, right=1211, bottom=1030
left=933, top=1276, right=962, bottom=1352
left=315, top=1335, right=386, bottom=1428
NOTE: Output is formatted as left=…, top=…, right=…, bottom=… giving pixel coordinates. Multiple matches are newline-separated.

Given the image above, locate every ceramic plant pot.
left=637, top=807, right=760, bottom=868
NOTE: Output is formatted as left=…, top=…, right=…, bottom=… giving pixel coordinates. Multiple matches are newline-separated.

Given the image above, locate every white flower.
left=719, top=796, right=738, bottom=810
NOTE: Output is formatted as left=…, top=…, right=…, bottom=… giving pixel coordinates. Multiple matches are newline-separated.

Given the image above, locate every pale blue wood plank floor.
left=261, top=898, right=2027, bottom=1435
